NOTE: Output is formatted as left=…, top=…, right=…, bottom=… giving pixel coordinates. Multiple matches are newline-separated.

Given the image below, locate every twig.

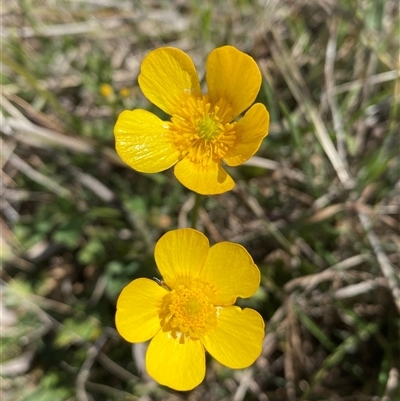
left=322, top=70, right=399, bottom=98
left=244, top=156, right=307, bottom=183
left=247, top=377, right=270, bottom=401
left=85, top=381, right=139, bottom=400
left=324, top=17, right=348, bottom=165
left=233, top=369, right=253, bottom=401
left=97, top=351, right=138, bottom=383
left=198, top=207, right=225, bottom=242
left=76, top=334, right=109, bottom=401
left=358, top=211, right=400, bottom=312
left=381, top=367, right=400, bottom=401
left=6, top=17, right=126, bottom=38
left=6, top=117, right=95, bottom=155
left=2, top=142, right=73, bottom=199
left=284, top=296, right=298, bottom=401
left=0, top=198, right=19, bottom=222
left=284, top=254, right=369, bottom=293
left=71, top=167, right=115, bottom=202
left=334, top=277, right=388, bottom=299
left=260, top=306, right=286, bottom=366
left=3, top=92, right=65, bottom=133
left=87, top=275, right=107, bottom=307
left=0, top=347, right=36, bottom=376
left=1, top=94, right=31, bottom=122
left=354, top=51, right=379, bottom=154
left=178, top=193, right=195, bottom=228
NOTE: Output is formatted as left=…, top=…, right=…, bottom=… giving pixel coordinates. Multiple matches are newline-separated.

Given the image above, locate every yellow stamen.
left=169, top=96, right=236, bottom=166
left=159, top=280, right=217, bottom=342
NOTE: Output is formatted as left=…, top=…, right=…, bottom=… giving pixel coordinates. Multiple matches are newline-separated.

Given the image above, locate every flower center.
left=197, top=116, right=219, bottom=140
left=169, top=96, right=236, bottom=166
left=159, top=281, right=217, bottom=342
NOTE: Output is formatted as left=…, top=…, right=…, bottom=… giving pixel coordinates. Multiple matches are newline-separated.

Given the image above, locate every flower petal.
left=206, top=46, right=262, bottom=120
left=147, top=330, right=205, bottom=391
left=202, top=306, right=265, bottom=369
left=155, top=228, right=209, bottom=289
left=225, top=103, right=270, bottom=166
left=114, top=109, right=181, bottom=173
left=115, top=278, right=166, bottom=343
left=138, top=47, right=202, bottom=116
left=174, top=157, right=235, bottom=195
left=200, top=242, right=260, bottom=305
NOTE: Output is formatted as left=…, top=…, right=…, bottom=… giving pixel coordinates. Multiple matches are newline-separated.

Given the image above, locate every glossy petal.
left=202, top=306, right=265, bottom=369
left=114, top=109, right=180, bottom=173
left=225, top=103, right=270, bottom=166
left=154, top=229, right=209, bottom=289
left=147, top=330, right=205, bottom=391
left=138, top=47, right=202, bottom=116
left=206, top=46, right=262, bottom=121
left=115, top=278, right=166, bottom=343
left=200, top=242, right=260, bottom=305
left=174, top=157, right=235, bottom=195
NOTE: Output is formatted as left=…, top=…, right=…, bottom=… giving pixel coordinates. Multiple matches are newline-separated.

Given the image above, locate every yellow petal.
left=202, top=306, right=265, bottom=369
left=206, top=46, right=262, bottom=120
left=115, top=278, right=166, bottom=343
left=225, top=103, right=270, bottom=166
left=138, top=47, right=202, bottom=116
left=114, top=109, right=180, bottom=173
left=174, top=157, right=235, bottom=195
left=154, top=228, right=209, bottom=289
left=200, top=242, right=260, bottom=305
left=147, top=330, right=205, bottom=391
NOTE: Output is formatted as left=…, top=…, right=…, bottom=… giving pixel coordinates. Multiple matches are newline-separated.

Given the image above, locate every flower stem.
left=191, top=193, right=203, bottom=229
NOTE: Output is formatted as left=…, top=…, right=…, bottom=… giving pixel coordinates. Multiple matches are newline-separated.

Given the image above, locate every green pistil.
left=197, top=116, right=219, bottom=140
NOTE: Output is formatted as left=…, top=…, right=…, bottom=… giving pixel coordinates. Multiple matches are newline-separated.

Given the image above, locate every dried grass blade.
left=268, top=31, right=354, bottom=189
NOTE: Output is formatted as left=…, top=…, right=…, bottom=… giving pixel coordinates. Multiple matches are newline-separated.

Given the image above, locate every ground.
left=1, top=0, right=399, bottom=400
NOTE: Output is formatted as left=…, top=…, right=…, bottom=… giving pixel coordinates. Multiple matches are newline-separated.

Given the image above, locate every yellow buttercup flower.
left=114, top=46, right=270, bottom=195
left=100, top=83, right=114, bottom=97
left=119, top=87, right=130, bottom=98
left=115, top=228, right=265, bottom=391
